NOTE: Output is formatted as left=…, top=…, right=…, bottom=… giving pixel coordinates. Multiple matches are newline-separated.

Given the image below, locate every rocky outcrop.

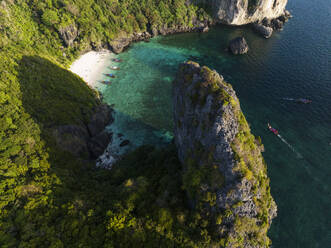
left=252, top=23, right=273, bottom=38
left=119, top=140, right=130, bottom=147
left=173, top=61, right=277, bottom=247
left=263, top=10, right=292, bottom=30
left=54, top=104, right=113, bottom=159
left=194, top=0, right=288, bottom=25
left=253, top=9, right=292, bottom=38
left=199, top=26, right=210, bottom=33
left=228, top=37, right=249, bottom=54
left=88, top=130, right=113, bottom=158
left=59, top=24, right=78, bottom=47
left=109, top=31, right=152, bottom=54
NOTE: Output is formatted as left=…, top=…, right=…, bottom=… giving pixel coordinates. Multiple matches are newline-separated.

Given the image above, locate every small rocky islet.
left=228, top=37, right=249, bottom=55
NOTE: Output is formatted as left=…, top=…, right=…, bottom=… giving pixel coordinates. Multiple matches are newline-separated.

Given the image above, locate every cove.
left=96, top=0, right=330, bottom=246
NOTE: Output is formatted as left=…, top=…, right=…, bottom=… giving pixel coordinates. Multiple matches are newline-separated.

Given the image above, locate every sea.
left=96, top=0, right=331, bottom=246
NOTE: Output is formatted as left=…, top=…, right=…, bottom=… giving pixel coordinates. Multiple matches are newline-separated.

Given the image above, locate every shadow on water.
left=104, top=110, right=173, bottom=160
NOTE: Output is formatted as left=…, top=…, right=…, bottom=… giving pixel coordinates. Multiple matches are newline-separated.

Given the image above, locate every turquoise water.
left=98, top=0, right=331, bottom=246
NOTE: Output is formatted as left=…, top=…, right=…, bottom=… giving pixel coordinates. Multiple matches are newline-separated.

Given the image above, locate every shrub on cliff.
left=41, top=9, right=59, bottom=26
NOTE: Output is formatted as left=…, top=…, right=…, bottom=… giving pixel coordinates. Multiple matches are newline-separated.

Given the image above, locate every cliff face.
left=173, top=61, right=277, bottom=247
left=194, top=0, right=288, bottom=25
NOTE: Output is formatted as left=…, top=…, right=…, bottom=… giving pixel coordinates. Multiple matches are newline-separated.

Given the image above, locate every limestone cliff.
left=173, top=61, right=277, bottom=247
left=194, top=0, right=288, bottom=25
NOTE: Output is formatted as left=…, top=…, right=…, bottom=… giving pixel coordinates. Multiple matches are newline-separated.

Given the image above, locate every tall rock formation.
left=173, top=61, right=277, bottom=247
left=194, top=0, right=288, bottom=25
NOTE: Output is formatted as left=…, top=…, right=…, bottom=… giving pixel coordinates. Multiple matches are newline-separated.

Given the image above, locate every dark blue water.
left=99, top=0, right=331, bottom=246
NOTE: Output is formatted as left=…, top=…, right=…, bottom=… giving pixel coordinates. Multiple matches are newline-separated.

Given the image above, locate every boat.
left=101, top=81, right=111, bottom=85
left=109, top=66, right=120, bottom=70
left=105, top=73, right=115, bottom=78
left=112, top=58, right=122, bottom=62
left=267, top=123, right=279, bottom=135
left=296, top=98, right=312, bottom=104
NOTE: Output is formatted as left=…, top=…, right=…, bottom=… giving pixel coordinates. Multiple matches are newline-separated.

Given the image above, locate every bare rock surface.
left=59, top=24, right=78, bottom=47
left=88, top=131, right=113, bottom=159
left=229, top=37, right=249, bottom=54
left=253, top=23, right=274, bottom=38
left=254, top=10, right=292, bottom=37
left=173, top=61, right=277, bottom=247
left=194, top=0, right=288, bottom=25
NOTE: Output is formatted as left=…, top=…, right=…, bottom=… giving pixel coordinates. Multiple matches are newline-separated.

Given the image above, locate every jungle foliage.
left=0, top=1, right=272, bottom=247
left=0, top=0, right=218, bottom=247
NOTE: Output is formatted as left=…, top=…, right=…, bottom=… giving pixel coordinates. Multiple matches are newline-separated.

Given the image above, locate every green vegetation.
left=0, top=52, right=99, bottom=246
left=191, top=0, right=214, bottom=18
left=207, top=68, right=274, bottom=246
left=0, top=1, right=273, bottom=247
left=0, top=0, right=209, bottom=65
left=0, top=1, right=221, bottom=247
left=41, top=9, right=60, bottom=26
left=228, top=85, right=275, bottom=247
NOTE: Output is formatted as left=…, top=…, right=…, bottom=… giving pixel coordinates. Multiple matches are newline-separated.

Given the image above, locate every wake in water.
left=267, top=123, right=327, bottom=188
left=275, top=132, right=326, bottom=188
left=276, top=133, right=303, bottom=159
left=268, top=123, right=303, bottom=159
left=282, top=97, right=295, bottom=101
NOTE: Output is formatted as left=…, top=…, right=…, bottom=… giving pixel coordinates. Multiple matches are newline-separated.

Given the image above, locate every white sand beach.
left=69, top=50, right=113, bottom=87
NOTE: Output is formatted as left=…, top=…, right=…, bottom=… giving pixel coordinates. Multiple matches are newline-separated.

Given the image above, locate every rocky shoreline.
left=252, top=10, right=292, bottom=38
left=103, top=10, right=292, bottom=54
left=59, top=8, right=292, bottom=55
left=108, top=19, right=213, bottom=54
